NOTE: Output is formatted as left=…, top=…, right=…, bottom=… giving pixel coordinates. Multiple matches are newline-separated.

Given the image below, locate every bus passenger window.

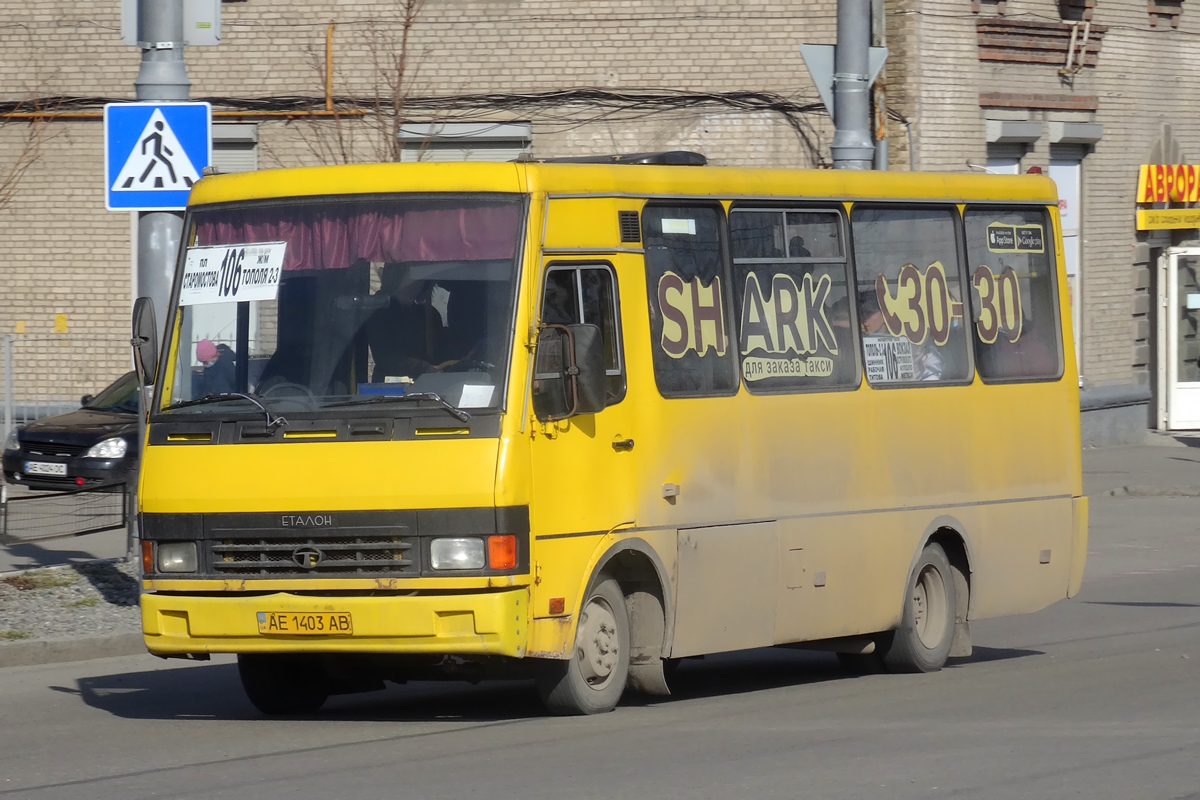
left=963, top=207, right=1063, bottom=381
left=642, top=205, right=739, bottom=397
left=540, top=264, right=626, bottom=404
left=729, top=209, right=858, bottom=391
left=851, top=207, right=973, bottom=385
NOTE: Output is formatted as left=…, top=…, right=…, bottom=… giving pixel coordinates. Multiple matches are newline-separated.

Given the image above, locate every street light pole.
left=134, top=0, right=190, bottom=345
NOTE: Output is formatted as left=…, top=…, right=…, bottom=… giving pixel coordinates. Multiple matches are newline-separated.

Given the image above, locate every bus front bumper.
left=141, top=589, right=529, bottom=658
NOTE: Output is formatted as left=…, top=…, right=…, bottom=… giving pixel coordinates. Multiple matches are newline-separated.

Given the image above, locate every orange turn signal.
left=548, top=597, right=566, bottom=615
left=487, top=535, right=517, bottom=570
left=140, top=540, right=154, bottom=575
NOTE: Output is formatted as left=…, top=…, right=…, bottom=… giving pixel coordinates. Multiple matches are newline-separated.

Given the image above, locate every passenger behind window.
left=858, top=290, right=945, bottom=382
left=193, top=338, right=237, bottom=396
left=365, top=266, right=440, bottom=382
left=788, top=235, right=812, bottom=257
left=978, top=314, right=1056, bottom=377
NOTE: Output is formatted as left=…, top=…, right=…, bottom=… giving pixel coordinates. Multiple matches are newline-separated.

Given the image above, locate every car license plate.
left=25, top=461, right=67, bottom=476
left=256, top=611, right=353, bottom=635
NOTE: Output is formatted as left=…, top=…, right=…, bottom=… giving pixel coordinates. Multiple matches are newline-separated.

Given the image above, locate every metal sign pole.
left=134, top=0, right=190, bottom=349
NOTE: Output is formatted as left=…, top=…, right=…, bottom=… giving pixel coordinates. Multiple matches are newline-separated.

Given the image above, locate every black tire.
left=237, top=653, right=330, bottom=715
left=878, top=543, right=957, bottom=673
left=534, top=577, right=630, bottom=715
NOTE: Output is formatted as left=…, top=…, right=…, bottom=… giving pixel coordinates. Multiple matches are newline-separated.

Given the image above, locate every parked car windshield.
left=164, top=194, right=525, bottom=415
left=84, top=371, right=140, bottom=413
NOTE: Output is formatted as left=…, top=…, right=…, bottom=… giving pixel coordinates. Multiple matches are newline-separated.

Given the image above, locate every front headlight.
left=429, top=537, right=486, bottom=570
left=84, top=437, right=128, bottom=459
left=3, top=428, right=17, bottom=452
left=156, top=542, right=197, bottom=573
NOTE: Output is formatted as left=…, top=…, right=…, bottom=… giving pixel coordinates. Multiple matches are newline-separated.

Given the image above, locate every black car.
left=2, top=371, right=140, bottom=491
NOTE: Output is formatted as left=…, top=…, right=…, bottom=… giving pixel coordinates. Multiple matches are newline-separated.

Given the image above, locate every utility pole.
left=831, top=0, right=875, bottom=170
left=134, top=0, right=190, bottom=345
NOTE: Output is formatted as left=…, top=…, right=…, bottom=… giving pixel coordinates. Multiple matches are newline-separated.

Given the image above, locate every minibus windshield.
left=164, top=195, right=524, bottom=416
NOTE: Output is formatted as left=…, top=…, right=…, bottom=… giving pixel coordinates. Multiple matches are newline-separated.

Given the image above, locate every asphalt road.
left=1, top=491, right=1198, bottom=800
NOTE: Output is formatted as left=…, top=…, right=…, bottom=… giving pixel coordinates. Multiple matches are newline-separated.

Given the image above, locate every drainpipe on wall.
left=832, top=0, right=875, bottom=170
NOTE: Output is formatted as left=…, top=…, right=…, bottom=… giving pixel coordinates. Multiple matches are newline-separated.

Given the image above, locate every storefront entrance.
left=1160, top=247, right=1200, bottom=429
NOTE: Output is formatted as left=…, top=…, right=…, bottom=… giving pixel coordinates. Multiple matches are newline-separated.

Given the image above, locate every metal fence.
left=2, top=333, right=131, bottom=440
left=0, top=482, right=130, bottom=544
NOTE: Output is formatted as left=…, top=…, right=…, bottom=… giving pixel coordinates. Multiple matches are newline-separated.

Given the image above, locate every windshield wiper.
left=167, top=392, right=289, bottom=430
left=323, top=392, right=471, bottom=423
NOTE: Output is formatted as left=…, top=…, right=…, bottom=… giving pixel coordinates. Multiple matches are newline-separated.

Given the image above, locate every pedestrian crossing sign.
left=104, top=102, right=211, bottom=211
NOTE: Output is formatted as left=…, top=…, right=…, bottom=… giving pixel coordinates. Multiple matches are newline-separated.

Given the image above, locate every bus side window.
left=540, top=263, right=627, bottom=404
left=642, top=205, right=740, bottom=397
left=729, top=208, right=859, bottom=391
left=963, top=207, right=1064, bottom=381
left=850, top=206, right=973, bottom=385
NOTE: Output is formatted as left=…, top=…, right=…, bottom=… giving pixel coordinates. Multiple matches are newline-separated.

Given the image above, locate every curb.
left=1108, top=485, right=1200, bottom=498
left=0, top=633, right=147, bottom=669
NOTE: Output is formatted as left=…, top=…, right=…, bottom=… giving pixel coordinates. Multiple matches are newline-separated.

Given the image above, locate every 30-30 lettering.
left=876, top=261, right=964, bottom=347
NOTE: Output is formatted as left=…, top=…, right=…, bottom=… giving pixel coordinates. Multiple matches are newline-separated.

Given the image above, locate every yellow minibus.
left=133, top=153, right=1087, bottom=715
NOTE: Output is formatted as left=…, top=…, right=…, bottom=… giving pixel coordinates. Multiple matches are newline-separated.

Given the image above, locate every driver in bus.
left=366, top=267, right=442, bottom=382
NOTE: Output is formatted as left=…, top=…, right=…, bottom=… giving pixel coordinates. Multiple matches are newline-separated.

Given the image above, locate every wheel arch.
left=907, top=515, right=975, bottom=657
left=587, top=537, right=675, bottom=660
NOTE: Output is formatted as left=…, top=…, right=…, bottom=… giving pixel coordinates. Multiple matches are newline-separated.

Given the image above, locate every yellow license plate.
left=256, top=611, right=353, bottom=635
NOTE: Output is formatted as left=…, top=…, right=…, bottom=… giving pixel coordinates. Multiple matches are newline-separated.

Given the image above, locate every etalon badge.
left=291, top=546, right=324, bottom=569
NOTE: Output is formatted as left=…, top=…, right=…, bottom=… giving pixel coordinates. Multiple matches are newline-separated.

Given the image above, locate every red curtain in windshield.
left=193, top=201, right=520, bottom=270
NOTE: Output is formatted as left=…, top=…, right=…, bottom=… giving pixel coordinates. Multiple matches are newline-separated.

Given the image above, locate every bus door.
left=1163, top=247, right=1200, bottom=429
left=528, top=260, right=636, bottom=581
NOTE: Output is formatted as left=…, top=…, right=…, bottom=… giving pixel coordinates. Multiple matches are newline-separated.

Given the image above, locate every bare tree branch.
left=293, top=0, right=426, bottom=166
left=0, top=97, right=59, bottom=213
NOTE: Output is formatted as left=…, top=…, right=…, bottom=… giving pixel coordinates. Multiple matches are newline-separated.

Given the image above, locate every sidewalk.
left=1082, top=432, right=1200, bottom=496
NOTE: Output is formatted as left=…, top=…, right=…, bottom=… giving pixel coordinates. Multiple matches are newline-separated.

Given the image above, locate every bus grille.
left=209, top=536, right=416, bottom=576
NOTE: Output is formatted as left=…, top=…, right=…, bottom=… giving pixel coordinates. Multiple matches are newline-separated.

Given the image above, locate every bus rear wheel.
left=237, top=653, right=330, bottom=715
left=534, top=577, right=630, bottom=715
left=879, top=543, right=957, bottom=673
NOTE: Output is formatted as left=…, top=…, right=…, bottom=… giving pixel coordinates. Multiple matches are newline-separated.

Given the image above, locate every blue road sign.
left=104, top=102, right=211, bottom=211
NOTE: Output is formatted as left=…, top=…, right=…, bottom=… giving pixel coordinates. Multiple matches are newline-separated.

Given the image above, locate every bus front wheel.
left=534, top=577, right=630, bottom=715
left=879, top=543, right=957, bottom=673
left=237, top=653, right=330, bottom=715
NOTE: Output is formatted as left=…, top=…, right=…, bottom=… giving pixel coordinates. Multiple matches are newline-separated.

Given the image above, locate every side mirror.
left=80, top=395, right=94, bottom=407
left=532, top=324, right=607, bottom=422
left=131, top=296, right=158, bottom=387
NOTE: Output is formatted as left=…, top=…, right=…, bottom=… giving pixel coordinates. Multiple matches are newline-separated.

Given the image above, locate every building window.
left=211, top=124, right=257, bottom=173
left=397, top=122, right=532, bottom=162
left=986, top=143, right=1024, bottom=174
left=1148, top=0, right=1184, bottom=27
left=985, top=121, right=1041, bottom=174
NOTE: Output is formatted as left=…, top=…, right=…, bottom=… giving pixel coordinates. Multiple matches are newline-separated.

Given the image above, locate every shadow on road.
left=1083, top=600, right=1200, bottom=608
left=51, top=646, right=904, bottom=723
left=54, top=661, right=552, bottom=723
left=947, top=645, right=1043, bottom=666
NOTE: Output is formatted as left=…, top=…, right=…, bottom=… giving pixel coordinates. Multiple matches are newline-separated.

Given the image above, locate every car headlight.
left=429, top=537, right=486, bottom=570
left=156, top=542, right=197, bottom=573
left=3, top=428, right=17, bottom=452
left=84, top=437, right=128, bottom=459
